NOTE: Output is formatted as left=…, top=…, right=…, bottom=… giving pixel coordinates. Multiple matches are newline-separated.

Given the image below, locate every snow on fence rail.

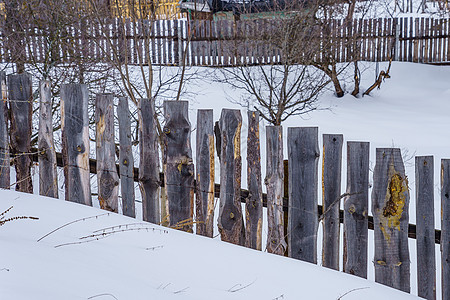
left=0, top=73, right=449, bottom=300
left=0, top=17, right=449, bottom=66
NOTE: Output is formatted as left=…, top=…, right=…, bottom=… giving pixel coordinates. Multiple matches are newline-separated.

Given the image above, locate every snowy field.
left=1, top=61, right=449, bottom=299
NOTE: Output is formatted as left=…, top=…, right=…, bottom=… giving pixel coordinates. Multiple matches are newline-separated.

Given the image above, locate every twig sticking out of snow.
left=37, top=213, right=110, bottom=242
left=337, top=287, right=370, bottom=299
left=87, top=293, right=119, bottom=300
left=227, top=278, right=257, bottom=293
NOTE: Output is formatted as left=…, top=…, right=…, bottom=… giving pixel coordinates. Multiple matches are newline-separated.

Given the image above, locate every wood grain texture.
left=441, top=159, right=450, bottom=300
left=246, top=111, right=262, bottom=250
left=139, top=98, right=160, bottom=224
left=343, top=141, right=369, bottom=278
left=195, top=109, right=214, bottom=237
left=38, top=80, right=58, bottom=198
left=322, top=134, right=343, bottom=270
left=218, top=109, right=245, bottom=245
left=96, top=94, right=119, bottom=212
left=287, top=127, right=319, bottom=263
left=265, top=126, right=286, bottom=255
left=117, top=97, right=135, bottom=218
left=415, top=156, right=436, bottom=300
left=0, top=72, right=9, bottom=189
left=61, top=84, right=91, bottom=206
left=8, top=74, right=33, bottom=193
left=163, top=101, right=194, bottom=232
left=372, top=148, right=410, bottom=293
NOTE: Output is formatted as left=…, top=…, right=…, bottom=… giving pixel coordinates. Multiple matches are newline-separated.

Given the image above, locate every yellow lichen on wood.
left=378, top=162, right=409, bottom=242
left=256, top=218, right=262, bottom=251
left=97, top=115, right=105, bottom=143
left=234, top=121, right=241, bottom=159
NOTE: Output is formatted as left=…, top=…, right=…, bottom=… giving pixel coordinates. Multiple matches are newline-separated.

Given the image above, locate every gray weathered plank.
left=117, top=96, right=135, bottom=218
left=416, top=156, right=436, bottom=300
left=218, top=109, right=245, bottom=245
left=96, top=94, right=119, bottom=212
left=246, top=111, right=262, bottom=250
left=441, top=159, right=450, bottom=300
left=266, top=125, right=286, bottom=255
left=195, top=109, right=214, bottom=237
left=287, top=127, right=319, bottom=263
left=163, top=101, right=194, bottom=232
left=139, top=98, right=160, bottom=224
left=322, top=134, right=343, bottom=270
left=0, top=72, right=9, bottom=189
left=343, top=141, right=369, bottom=278
left=8, top=74, right=33, bottom=193
left=372, top=148, right=410, bottom=293
left=61, top=84, right=91, bottom=206
left=38, top=80, right=58, bottom=198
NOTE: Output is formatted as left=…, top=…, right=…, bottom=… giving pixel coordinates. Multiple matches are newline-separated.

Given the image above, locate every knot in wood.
left=230, top=212, right=235, bottom=219
left=348, top=204, right=356, bottom=214
left=163, top=127, right=170, bottom=135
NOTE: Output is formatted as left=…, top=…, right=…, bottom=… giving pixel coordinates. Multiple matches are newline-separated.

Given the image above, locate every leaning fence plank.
left=266, top=125, right=286, bottom=255
left=163, top=101, right=194, bottom=232
left=96, top=94, right=119, bottom=213
left=196, top=109, right=214, bottom=237
left=218, top=109, right=245, bottom=245
left=117, top=97, right=135, bottom=218
left=38, top=80, right=58, bottom=198
left=245, top=111, right=263, bottom=250
left=415, top=156, right=436, bottom=300
left=288, top=127, right=319, bottom=263
left=442, top=159, right=450, bottom=300
left=343, top=141, right=369, bottom=278
left=61, top=84, right=91, bottom=206
left=322, top=134, right=343, bottom=271
left=372, top=148, right=410, bottom=293
left=139, top=98, right=160, bottom=224
left=8, top=74, right=33, bottom=193
left=0, top=72, right=9, bottom=189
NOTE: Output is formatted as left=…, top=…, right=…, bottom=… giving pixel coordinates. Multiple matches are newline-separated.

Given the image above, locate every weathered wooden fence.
left=0, top=17, right=449, bottom=66
left=0, top=73, right=449, bottom=299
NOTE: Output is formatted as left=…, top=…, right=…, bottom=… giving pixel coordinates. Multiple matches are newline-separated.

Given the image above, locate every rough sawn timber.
left=0, top=72, right=9, bottom=189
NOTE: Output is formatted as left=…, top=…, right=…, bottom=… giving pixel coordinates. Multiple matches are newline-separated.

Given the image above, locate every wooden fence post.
left=441, top=159, right=450, bottom=300
left=266, top=125, right=286, bottom=255
left=163, top=101, right=194, bottom=232
left=287, top=127, right=319, bottom=263
left=0, top=72, right=9, bottom=189
left=117, top=96, right=135, bottom=218
left=415, top=156, right=436, bottom=300
left=38, top=80, right=58, bottom=198
left=322, top=134, right=343, bottom=270
left=246, top=111, right=262, bottom=250
left=96, top=94, right=119, bottom=212
left=138, top=98, right=160, bottom=224
left=195, top=109, right=214, bottom=237
left=343, top=141, right=369, bottom=278
left=372, top=148, right=410, bottom=293
left=8, top=74, right=33, bottom=193
left=217, top=109, right=245, bottom=245
left=61, top=84, right=91, bottom=206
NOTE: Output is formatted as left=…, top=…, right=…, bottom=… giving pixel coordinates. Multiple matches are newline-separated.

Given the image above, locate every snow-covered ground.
left=1, top=61, right=449, bottom=299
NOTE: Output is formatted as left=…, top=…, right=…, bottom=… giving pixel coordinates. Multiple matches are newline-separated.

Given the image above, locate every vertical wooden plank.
left=425, top=18, right=430, bottom=63
left=415, top=156, right=436, bottom=300
left=96, top=94, right=119, bottom=212
left=139, top=98, right=160, bottom=224
left=441, top=159, right=450, bottom=300
left=167, top=20, right=173, bottom=65
left=173, top=20, right=179, bottom=65
left=217, top=109, right=244, bottom=245
left=190, top=20, right=196, bottom=66
left=0, top=72, right=9, bottom=189
left=362, top=19, right=368, bottom=61
left=343, top=142, right=369, bottom=278
left=246, top=111, right=263, bottom=250
left=377, top=18, right=382, bottom=62
left=117, top=97, right=135, bottom=218
left=163, top=101, right=194, bottom=232
left=196, top=109, right=214, bottom=237
left=367, top=19, right=373, bottom=61
left=372, top=148, right=410, bottom=293
left=322, top=134, right=343, bottom=271
left=430, top=18, right=434, bottom=63
left=8, top=74, right=33, bottom=194
left=414, top=18, right=419, bottom=62
left=288, top=127, right=319, bottom=263
left=266, top=126, right=286, bottom=255
left=61, top=84, right=91, bottom=206
left=162, top=20, right=167, bottom=65
left=38, top=80, right=58, bottom=198
left=408, top=17, right=413, bottom=62
left=419, top=18, right=424, bottom=63
left=404, top=17, right=409, bottom=62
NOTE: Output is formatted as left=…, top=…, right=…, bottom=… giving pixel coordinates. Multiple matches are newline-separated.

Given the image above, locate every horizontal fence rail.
left=0, top=17, right=449, bottom=66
